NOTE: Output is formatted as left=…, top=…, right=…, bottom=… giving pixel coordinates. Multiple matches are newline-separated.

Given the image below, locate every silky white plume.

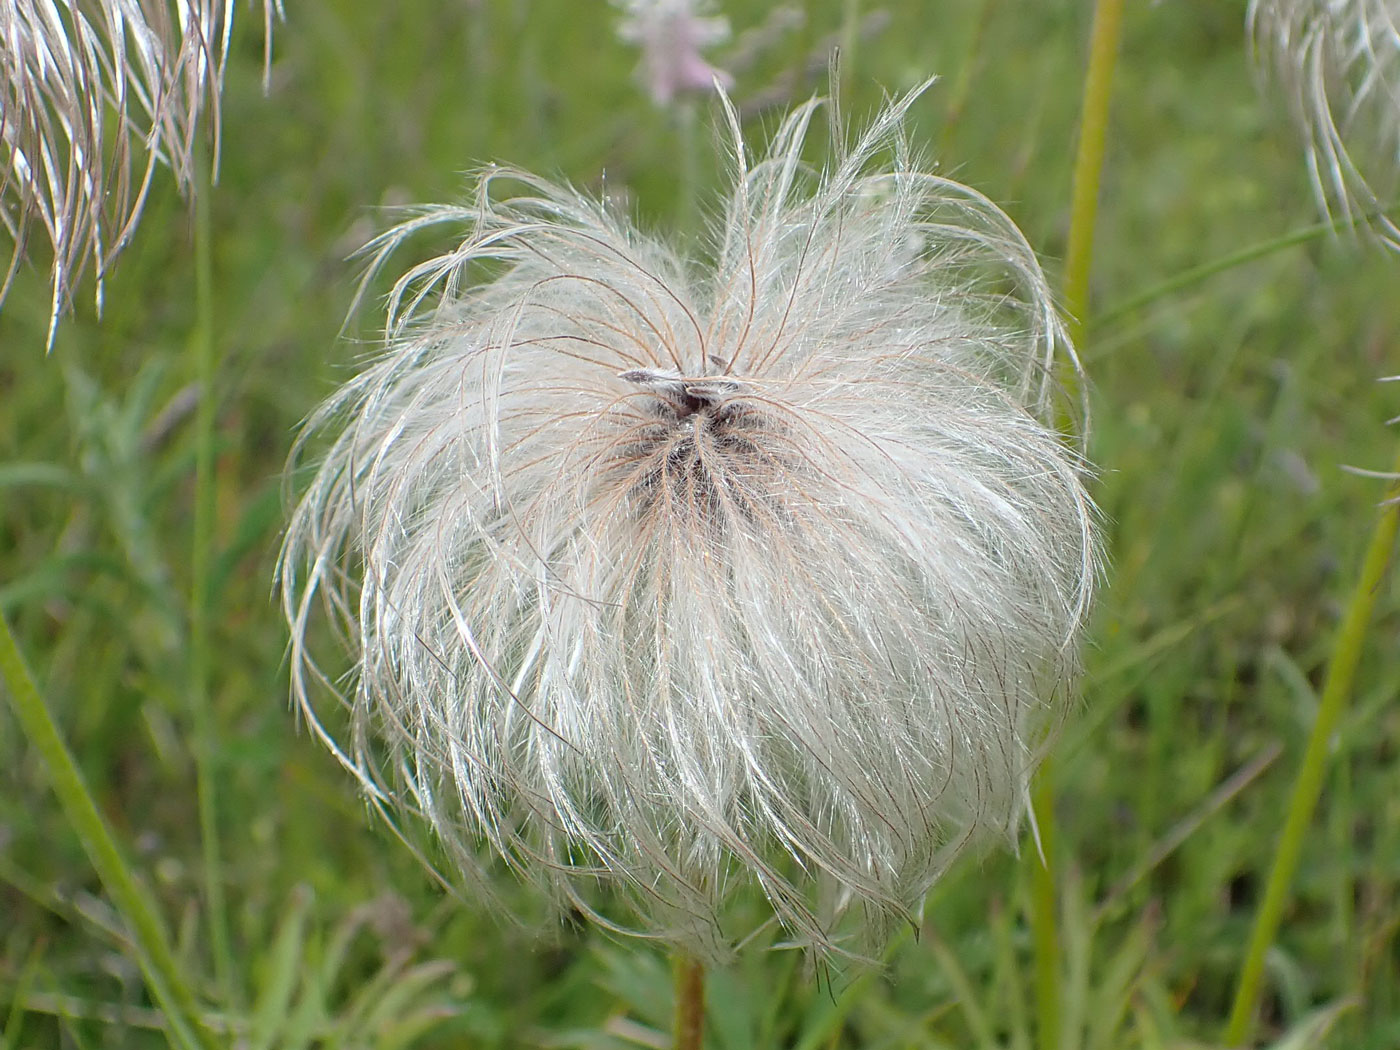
left=280, top=87, right=1099, bottom=957
left=1249, top=0, right=1400, bottom=247
left=0, top=0, right=281, bottom=344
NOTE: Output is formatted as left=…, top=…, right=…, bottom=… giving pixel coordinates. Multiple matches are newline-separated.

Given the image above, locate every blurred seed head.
left=280, top=86, right=1099, bottom=959
left=1249, top=0, right=1400, bottom=248
left=614, top=0, right=733, bottom=106
left=0, top=0, right=282, bottom=346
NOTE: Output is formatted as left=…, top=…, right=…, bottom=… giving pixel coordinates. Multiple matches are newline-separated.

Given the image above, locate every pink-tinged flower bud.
left=615, top=0, right=733, bottom=106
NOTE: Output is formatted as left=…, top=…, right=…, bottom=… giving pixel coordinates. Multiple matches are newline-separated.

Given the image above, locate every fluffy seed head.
left=0, top=0, right=282, bottom=345
left=1249, top=0, right=1400, bottom=248
left=280, top=87, right=1099, bottom=958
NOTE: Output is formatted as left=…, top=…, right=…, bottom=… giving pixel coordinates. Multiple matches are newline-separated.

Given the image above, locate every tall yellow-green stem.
left=1225, top=458, right=1400, bottom=1044
left=0, top=615, right=218, bottom=1050
left=1035, top=3, right=1125, bottom=1049
left=1062, top=0, right=1125, bottom=352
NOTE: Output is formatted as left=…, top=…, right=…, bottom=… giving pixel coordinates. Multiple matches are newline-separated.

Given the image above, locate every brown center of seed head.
left=612, top=368, right=780, bottom=527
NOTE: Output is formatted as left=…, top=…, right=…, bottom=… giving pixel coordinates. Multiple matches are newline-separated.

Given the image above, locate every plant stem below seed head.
left=673, top=954, right=705, bottom=1050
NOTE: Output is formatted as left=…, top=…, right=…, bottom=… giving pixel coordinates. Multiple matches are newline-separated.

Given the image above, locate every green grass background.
left=2, top=0, right=1398, bottom=1046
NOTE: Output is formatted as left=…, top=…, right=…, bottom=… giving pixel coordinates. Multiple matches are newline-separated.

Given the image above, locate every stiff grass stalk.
left=672, top=954, right=705, bottom=1050
left=1224, top=456, right=1400, bottom=1045
left=1029, top=769, right=1062, bottom=1050
left=677, top=101, right=700, bottom=234
left=839, top=0, right=861, bottom=100
left=189, top=147, right=236, bottom=1008
left=1090, top=206, right=1399, bottom=335
left=1035, top=1, right=1126, bottom=1048
left=938, top=0, right=999, bottom=154
left=0, top=614, right=217, bottom=1050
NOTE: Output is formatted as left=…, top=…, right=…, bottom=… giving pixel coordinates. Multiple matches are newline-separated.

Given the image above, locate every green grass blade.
left=188, top=144, right=236, bottom=1011
left=1091, top=206, right=1400, bottom=337
left=926, top=925, right=998, bottom=1050
left=1225, top=463, right=1400, bottom=1044
left=0, top=613, right=217, bottom=1050
left=248, top=887, right=313, bottom=1050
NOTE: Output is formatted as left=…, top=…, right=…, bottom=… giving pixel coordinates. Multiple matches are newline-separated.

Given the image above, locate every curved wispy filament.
left=1250, top=0, right=1400, bottom=248
left=0, top=0, right=282, bottom=345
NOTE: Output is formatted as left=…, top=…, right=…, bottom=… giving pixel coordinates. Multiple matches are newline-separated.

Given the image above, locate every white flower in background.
left=1249, top=0, right=1400, bottom=248
left=0, top=0, right=281, bottom=344
left=280, top=86, right=1099, bottom=958
left=615, top=0, right=732, bottom=106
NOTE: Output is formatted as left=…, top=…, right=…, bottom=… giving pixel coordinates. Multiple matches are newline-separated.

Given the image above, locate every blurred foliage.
left=2, top=0, right=1398, bottom=1047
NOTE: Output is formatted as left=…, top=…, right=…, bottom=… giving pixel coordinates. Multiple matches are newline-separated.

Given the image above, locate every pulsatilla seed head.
left=279, top=84, right=1100, bottom=960
left=1249, top=0, right=1400, bottom=249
